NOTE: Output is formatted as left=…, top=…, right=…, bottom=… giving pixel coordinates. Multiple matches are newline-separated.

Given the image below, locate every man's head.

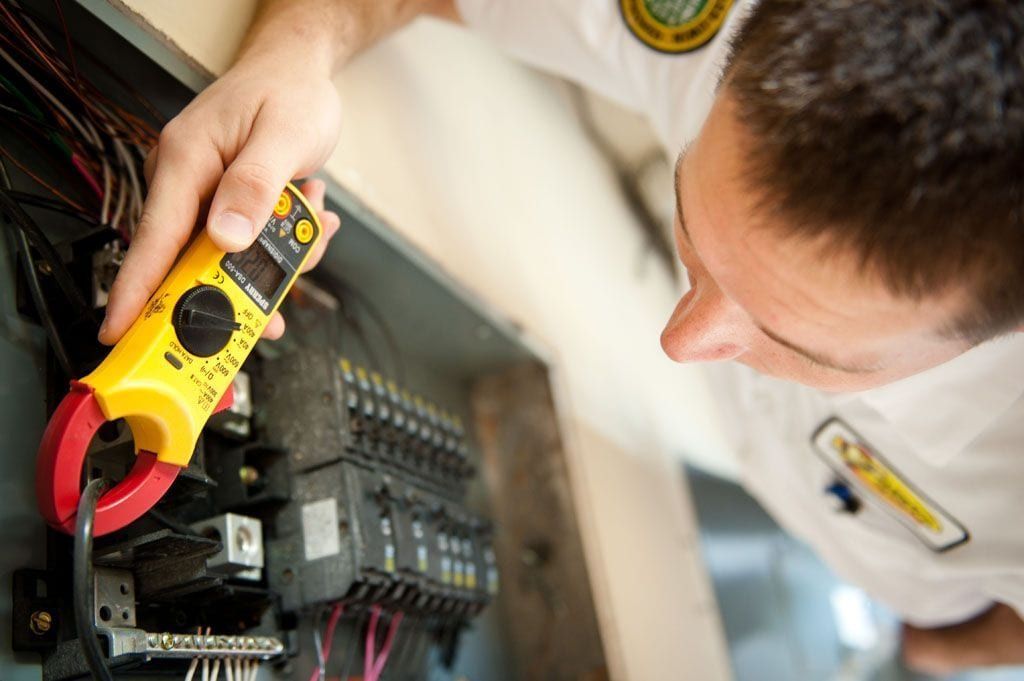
left=662, top=0, right=1024, bottom=391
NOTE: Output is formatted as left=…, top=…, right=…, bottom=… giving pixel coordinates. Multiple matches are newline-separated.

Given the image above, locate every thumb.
left=206, top=119, right=315, bottom=252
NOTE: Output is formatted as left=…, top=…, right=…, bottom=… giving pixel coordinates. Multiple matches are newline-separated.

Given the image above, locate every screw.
left=29, top=610, right=52, bottom=635
left=238, top=465, right=260, bottom=485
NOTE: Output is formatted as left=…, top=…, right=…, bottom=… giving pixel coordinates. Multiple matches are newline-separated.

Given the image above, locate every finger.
left=143, top=146, right=157, bottom=187
left=302, top=211, right=340, bottom=272
left=100, top=140, right=222, bottom=344
left=298, top=178, right=326, bottom=211
left=261, top=312, right=286, bottom=339
left=206, top=115, right=319, bottom=253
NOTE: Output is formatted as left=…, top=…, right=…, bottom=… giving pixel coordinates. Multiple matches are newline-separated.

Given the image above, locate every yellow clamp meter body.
left=83, top=183, right=322, bottom=466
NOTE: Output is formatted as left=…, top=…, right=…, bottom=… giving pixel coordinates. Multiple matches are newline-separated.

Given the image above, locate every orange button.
left=294, top=219, right=314, bottom=245
left=273, top=192, right=292, bottom=218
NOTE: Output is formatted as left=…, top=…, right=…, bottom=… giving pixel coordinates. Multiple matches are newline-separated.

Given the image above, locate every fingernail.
left=212, top=211, right=253, bottom=246
left=97, top=318, right=108, bottom=341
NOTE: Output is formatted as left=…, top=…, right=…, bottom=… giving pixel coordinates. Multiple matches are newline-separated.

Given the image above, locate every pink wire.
left=307, top=602, right=345, bottom=681
left=363, top=605, right=382, bottom=681
left=369, top=611, right=404, bottom=681
left=70, top=153, right=102, bottom=199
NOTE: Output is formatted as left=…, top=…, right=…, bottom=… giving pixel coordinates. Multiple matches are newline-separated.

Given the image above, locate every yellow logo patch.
left=811, top=418, right=969, bottom=552
left=620, top=0, right=734, bottom=54
left=831, top=435, right=942, bottom=533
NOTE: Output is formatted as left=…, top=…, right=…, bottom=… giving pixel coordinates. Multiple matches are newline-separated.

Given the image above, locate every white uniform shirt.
left=455, top=0, right=1024, bottom=627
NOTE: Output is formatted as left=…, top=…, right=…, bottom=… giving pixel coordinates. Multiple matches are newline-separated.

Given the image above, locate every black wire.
left=12, top=223, right=72, bottom=375
left=0, top=159, right=73, bottom=375
left=338, top=281, right=405, bottom=385
left=0, top=187, right=95, bottom=322
left=336, top=609, right=368, bottom=681
left=8, top=189, right=98, bottom=224
left=74, top=477, right=115, bottom=681
left=314, top=272, right=405, bottom=383
left=0, top=102, right=127, bottom=171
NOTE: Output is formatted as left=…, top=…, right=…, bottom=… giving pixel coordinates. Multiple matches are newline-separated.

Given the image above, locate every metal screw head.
left=29, top=610, right=52, bottom=635
left=238, top=465, right=260, bottom=486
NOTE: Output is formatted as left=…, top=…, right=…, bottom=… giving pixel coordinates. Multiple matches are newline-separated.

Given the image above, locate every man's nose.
left=660, top=286, right=748, bottom=363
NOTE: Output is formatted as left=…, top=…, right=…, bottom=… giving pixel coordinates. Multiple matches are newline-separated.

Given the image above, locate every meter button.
left=172, top=285, right=240, bottom=357
left=164, top=352, right=183, bottom=370
left=294, top=219, right=315, bottom=245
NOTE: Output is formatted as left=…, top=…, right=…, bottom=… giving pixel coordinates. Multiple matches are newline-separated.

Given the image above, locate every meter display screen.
left=225, top=243, right=287, bottom=299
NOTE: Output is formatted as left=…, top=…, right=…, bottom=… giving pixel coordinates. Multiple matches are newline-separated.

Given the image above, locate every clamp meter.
left=36, top=183, right=323, bottom=536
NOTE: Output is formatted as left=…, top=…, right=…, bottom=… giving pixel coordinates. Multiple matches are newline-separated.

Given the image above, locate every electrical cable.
left=369, top=610, right=403, bottom=681
left=314, top=271, right=404, bottom=383
left=6, top=189, right=98, bottom=224
left=11, top=220, right=73, bottom=375
left=363, top=605, right=382, bottom=681
left=0, top=142, right=86, bottom=211
left=0, top=187, right=95, bottom=322
left=336, top=608, right=368, bottom=681
left=73, top=477, right=114, bottom=681
left=0, top=159, right=73, bottom=375
left=308, top=602, right=345, bottom=681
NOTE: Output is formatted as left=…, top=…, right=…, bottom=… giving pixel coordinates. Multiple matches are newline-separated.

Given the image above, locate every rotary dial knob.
left=172, top=285, right=240, bottom=357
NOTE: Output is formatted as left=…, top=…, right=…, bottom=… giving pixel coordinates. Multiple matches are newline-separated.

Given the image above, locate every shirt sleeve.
left=453, top=0, right=752, bottom=151
left=453, top=0, right=646, bottom=107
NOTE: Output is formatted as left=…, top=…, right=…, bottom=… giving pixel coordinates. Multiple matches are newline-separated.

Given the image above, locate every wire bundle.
left=0, top=0, right=160, bottom=240
left=308, top=603, right=404, bottom=681
left=363, top=605, right=403, bottom=681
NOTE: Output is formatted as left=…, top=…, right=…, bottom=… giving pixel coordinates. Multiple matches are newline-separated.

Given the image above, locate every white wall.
left=101, top=2, right=737, bottom=678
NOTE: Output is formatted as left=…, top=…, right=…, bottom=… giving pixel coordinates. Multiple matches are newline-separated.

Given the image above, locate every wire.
left=313, top=272, right=405, bottom=383
left=73, top=477, right=114, bottom=681
left=308, top=602, right=345, bottom=681
left=5, top=189, right=98, bottom=224
left=0, top=160, right=73, bottom=376
left=0, top=142, right=86, bottom=211
left=12, top=218, right=72, bottom=375
left=363, top=606, right=381, bottom=681
left=336, top=608, right=367, bottom=681
left=369, top=610, right=403, bottom=681
left=0, top=187, right=95, bottom=322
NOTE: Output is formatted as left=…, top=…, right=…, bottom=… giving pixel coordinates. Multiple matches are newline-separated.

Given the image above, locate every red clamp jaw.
left=36, top=381, right=232, bottom=537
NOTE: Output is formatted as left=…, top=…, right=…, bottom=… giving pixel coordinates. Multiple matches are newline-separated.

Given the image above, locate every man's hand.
left=902, top=603, right=1024, bottom=676
left=99, top=0, right=457, bottom=346
left=99, top=52, right=342, bottom=344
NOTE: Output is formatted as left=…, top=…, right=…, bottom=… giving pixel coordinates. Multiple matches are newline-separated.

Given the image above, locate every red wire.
left=0, top=142, right=86, bottom=211
left=363, top=605, right=382, bottom=681
left=369, top=611, right=404, bottom=681
left=70, top=153, right=101, bottom=198
left=307, top=602, right=345, bottom=681
left=52, top=0, right=80, bottom=85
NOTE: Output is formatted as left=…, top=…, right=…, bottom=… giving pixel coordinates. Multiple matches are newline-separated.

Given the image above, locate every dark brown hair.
left=724, top=0, right=1024, bottom=341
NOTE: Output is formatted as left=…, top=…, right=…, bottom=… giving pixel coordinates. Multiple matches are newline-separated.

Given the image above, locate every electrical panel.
left=0, top=3, right=503, bottom=679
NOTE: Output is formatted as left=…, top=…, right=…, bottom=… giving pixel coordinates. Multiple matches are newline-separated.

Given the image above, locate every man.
left=100, top=0, right=1024, bottom=675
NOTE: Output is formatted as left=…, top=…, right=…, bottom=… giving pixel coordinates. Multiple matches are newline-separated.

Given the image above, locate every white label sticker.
left=301, top=498, right=341, bottom=561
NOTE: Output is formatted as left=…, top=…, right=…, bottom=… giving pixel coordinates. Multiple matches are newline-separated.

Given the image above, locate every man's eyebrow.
left=756, top=323, right=878, bottom=374
left=673, top=149, right=690, bottom=241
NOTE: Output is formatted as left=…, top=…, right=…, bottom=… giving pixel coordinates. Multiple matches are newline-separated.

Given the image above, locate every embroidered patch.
left=620, top=0, right=734, bottom=54
left=811, top=418, right=969, bottom=552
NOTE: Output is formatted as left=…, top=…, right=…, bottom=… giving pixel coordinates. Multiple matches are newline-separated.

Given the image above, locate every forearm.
left=903, top=603, right=1024, bottom=675
left=237, top=0, right=454, bottom=75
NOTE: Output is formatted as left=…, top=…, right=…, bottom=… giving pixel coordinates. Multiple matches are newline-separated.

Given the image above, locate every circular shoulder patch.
left=620, top=0, right=735, bottom=54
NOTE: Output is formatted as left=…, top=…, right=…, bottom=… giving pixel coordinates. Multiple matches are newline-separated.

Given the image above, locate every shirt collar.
left=835, top=334, right=1024, bottom=466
